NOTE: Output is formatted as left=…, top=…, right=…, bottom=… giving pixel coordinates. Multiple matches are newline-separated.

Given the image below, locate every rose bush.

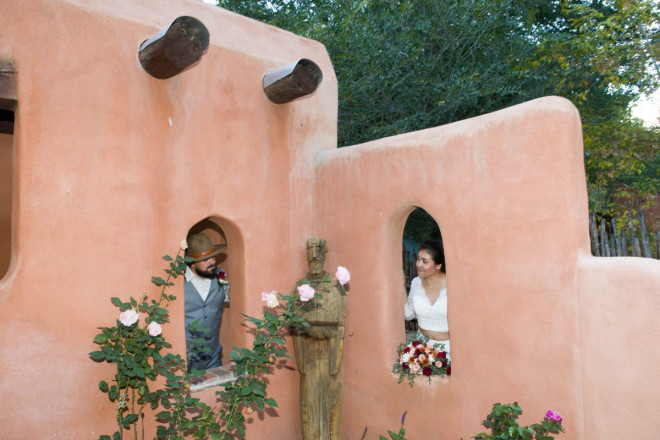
left=475, top=402, right=564, bottom=440
left=91, top=245, right=316, bottom=440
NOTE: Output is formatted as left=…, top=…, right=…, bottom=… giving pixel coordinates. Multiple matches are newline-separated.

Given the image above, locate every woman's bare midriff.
left=419, top=328, right=450, bottom=341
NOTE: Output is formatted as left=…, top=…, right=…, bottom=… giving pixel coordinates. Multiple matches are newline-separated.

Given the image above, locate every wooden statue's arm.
left=292, top=332, right=305, bottom=373
left=329, top=326, right=344, bottom=375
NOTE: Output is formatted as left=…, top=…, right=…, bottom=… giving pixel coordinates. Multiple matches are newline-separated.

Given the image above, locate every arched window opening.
left=402, top=208, right=446, bottom=347
left=402, top=208, right=441, bottom=292
left=184, top=217, right=238, bottom=390
left=0, top=60, right=16, bottom=279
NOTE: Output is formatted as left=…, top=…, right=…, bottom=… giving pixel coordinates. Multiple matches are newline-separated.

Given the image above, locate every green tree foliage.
left=218, top=0, right=659, bottom=212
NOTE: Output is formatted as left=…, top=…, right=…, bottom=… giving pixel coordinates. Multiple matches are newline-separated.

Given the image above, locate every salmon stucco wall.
left=314, top=97, right=660, bottom=439
left=0, top=0, right=335, bottom=438
left=1, top=1, right=660, bottom=439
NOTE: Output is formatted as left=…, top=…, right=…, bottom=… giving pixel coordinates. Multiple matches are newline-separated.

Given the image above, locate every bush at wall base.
left=474, top=402, right=564, bottom=440
left=89, top=246, right=316, bottom=440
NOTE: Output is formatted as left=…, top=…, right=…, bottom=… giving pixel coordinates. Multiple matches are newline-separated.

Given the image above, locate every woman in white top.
left=404, top=240, right=450, bottom=359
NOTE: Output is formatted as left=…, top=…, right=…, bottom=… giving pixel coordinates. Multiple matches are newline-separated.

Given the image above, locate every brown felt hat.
left=186, top=233, right=227, bottom=262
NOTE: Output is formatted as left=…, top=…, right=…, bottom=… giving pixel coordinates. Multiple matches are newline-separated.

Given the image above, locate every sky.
left=631, top=89, right=660, bottom=127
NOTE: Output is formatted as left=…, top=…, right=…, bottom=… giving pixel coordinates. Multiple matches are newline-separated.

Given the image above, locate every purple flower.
left=545, top=410, right=562, bottom=423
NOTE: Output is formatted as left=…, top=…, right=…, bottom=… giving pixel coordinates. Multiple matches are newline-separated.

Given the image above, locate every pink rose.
left=119, top=309, right=139, bottom=327
left=297, top=284, right=315, bottom=302
left=545, top=410, right=562, bottom=423
left=147, top=321, right=162, bottom=336
left=410, top=363, right=420, bottom=373
left=335, top=266, right=350, bottom=285
left=261, top=290, right=279, bottom=308
left=435, top=361, right=443, bottom=367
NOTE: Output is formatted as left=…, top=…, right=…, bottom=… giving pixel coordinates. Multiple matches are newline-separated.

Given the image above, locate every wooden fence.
left=590, top=210, right=660, bottom=259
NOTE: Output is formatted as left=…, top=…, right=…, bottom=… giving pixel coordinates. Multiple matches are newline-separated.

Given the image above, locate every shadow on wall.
left=0, top=133, right=12, bottom=279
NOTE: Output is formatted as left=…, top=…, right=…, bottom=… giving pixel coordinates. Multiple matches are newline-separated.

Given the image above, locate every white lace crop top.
left=404, top=277, right=448, bottom=332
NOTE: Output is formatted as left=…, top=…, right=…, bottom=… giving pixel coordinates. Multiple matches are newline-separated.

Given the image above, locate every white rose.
left=119, top=309, right=139, bottom=327
left=335, top=266, right=350, bottom=285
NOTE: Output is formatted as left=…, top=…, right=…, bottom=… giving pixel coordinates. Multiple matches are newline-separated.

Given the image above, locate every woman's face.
left=416, top=249, right=442, bottom=279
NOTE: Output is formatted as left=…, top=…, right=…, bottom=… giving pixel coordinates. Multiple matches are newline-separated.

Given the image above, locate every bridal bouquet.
left=392, top=340, right=450, bottom=387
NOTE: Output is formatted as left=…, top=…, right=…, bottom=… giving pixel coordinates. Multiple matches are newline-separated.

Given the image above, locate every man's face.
left=306, top=238, right=326, bottom=275
left=192, top=256, right=217, bottom=278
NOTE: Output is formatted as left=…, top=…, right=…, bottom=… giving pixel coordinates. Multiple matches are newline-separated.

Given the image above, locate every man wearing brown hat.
left=184, top=232, right=229, bottom=372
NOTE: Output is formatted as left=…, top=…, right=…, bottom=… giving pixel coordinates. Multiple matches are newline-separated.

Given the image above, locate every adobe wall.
left=1, top=1, right=659, bottom=440
left=314, top=97, right=660, bottom=439
left=0, top=0, right=335, bottom=438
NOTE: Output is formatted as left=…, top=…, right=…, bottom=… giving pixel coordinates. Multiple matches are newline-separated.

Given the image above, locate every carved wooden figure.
left=292, top=237, right=346, bottom=440
left=138, top=16, right=209, bottom=80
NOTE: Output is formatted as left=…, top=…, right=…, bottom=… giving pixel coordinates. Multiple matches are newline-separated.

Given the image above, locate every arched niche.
left=0, top=60, right=16, bottom=280
left=185, top=215, right=244, bottom=373
left=401, top=207, right=443, bottom=339
left=0, top=132, right=12, bottom=280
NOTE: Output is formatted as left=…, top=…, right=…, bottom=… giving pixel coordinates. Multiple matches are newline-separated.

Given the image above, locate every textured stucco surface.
left=0, top=1, right=658, bottom=439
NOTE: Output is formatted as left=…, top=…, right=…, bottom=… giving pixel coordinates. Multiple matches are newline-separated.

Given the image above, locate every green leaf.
left=89, top=351, right=106, bottom=361
left=98, top=380, right=109, bottom=392
left=240, top=386, right=252, bottom=396
left=155, top=411, right=171, bottom=419
left=264, top=397, right=278, bottom=408
left=124, top=413, right=139, bottom=423
left=93, top=333, right=109, bottom=344
left=110, top=297, right=122, bottom=307
left=162, top=255, right=173, bottom=261
left=151, top=276, right=166, bottom=286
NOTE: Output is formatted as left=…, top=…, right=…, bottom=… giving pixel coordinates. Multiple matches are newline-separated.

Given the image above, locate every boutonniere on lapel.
left=217, top=269, right=229, bottom=285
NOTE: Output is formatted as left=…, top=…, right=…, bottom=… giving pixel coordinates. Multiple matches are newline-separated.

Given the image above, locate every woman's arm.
left=404, top=279, right=419, bottom=320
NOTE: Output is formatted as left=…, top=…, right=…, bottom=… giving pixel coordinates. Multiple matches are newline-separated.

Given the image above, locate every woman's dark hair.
left=419, top=240, right=445, bottom=273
